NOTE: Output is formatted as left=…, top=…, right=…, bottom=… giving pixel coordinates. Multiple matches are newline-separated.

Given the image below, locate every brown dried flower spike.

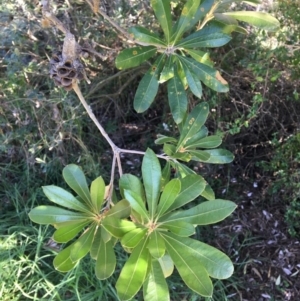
left=50, top=33, right=89, bottom=91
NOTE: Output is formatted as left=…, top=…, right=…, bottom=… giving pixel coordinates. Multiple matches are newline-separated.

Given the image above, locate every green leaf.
left=102, top=217, right=137, bottom=238
left=212, top=14, right=248, bottom=35
left=173, top=161, right=196, bottom=178
left=53, top=220, right=90, bottom=243
left=200, top=149, right=234, bottom=164
left=154, top=134, right=177, bottom=145
left=184, top=125, right=208, bottom=147
left=105, top=199, right=131, bottom=219
left=160, top=220, right=195, bottom=237
left=134, top=54, right=165, bottom=113
left=162, top=233, right=213, bottom=297
left=142, top=148, right=162, bottom=219
left=180, top=59, right=202, bottom=98
left=166, top=199, right=237, bottom=225
left=90, top=176, right=105, bottom=213
left=95, top=239, right=116, bottom=280
left=70, top=223, right=96, bottom=262
left=129, top=26, right=167, bottom=46
left=163, top=143, right=176, bottom=156
left=143, top=259, right=170, bottom=301
left=185, top=135, right=222, bottom=149
left=176, top=25, right=231, bottom=48
left=29, top=206, right=89, bottom=225
left=42, top=186, right=91, bottom=214
left=121, top=228, right=148, bottom=248
left=171, top=0, right=201, bottom=43
left=101, top=226, right=112, bottom=243
left=201, top=183, right=215, bottom=201
left=178, top=56, right=229, bottom=93
left=156, top=179, right=181, bottom=218
left=163, top=232, right=234, bottom=279
left=116, top=46, right=157, bottom=70
left=223, top=11, right=280, bottom=31
left=159, top=55, right=174, bottom=83
left=177, top=102, right=209, bottom=150
left=167, top=67, right=188, bottom=124
left=188, top=149, right=211, bottom=162
left=161, top=161, right=171, bottom=190
left=62, top=164, right=92, bottom=208
left=147, top=231, right=165, bottom=259
left=124, top=189, right=149, bottom=222
left=53, top=242, right=79, bottom=272
left=150, top=0, right=172, bottom=42
left=90, top=226, right=102, bottom=259
left=116, top=238, right=150, bottom=301
left=158, top=254, right=174, bottom=278
left=119, top=174, right=145, bottom=201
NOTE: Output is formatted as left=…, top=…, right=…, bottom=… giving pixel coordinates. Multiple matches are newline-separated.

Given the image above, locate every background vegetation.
left=1, top=0, right=299, bottom=300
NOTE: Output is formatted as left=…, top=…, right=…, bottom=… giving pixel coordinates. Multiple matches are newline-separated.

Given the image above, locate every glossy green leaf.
left=201, top=149, right=234, bottom=164
left=162, top=233, right=213, bottom=297
left=223, top=11, right=280, bottom=31
left=167, top=68, right=188, bottom=124
left=163, top=143, right=176, bottom=156
left=147, top=231, right=165, bottom=259
left=62, top=164, right=92, bottom=208
left=29, top=205, right=89, bottom=225
left=119, top=174, right=145, bottom=201
left=90, top=226, right=102, bottom=259
left=179, top=56, right=229, bottom=92
left=171, top=0, right=201, bottom=43
left=143, top=259, right=170, bottom=301
left=116, top=238, right=150, bottom=301
left=105, top=199, right=131, bottom=219
left=124, top=189, right=149, bottom=222
left=172, top=151, right=192, bottom=162
left=173, top=161, right=196, bottom=178
left=101, top=226, right=112, bottom=243
left=186, top=135, right=222, bottom=149
left=161, top=161, right=171, bottom=190
left=142, top=148, right=162, bottom=218
left=177, top=102, right=209, bottom=150
left=156, top=179, right=181, bottom=218
left=176, top=25, right=231, bottom=48
left=161, top=220, right=195, bottom=237
left=53, top=220, right=90, bottom=243
left=180, top=59, right=202, bottom=98
left=42, top=186, right=91, bottom=214
left=150, top=0, right=172, bottom=42
left=102, top=217, right=137, bottom=238
left=129, top=26, right=166, bottom=46
left=90, top=176, right=105, bottom=212
left=184, top=49, right=205, bottom=63
left=121, top=228, right=147, bottom=248
left=212, top=14, right=248, bottom=35
left=158, top=254, right=174, bottom=278
left=159, top=55, right=174, bottom=83
left=163, top=232, right=234, bottom=279
left=201, top=183, right=215, bottom=201
left=168, top=199, right=237, bottom=225
left=96, top=239, right=116, bottom=280
left=53, top=242, right=79, bottom=272
left=188, top=149, right=211, bottom=162
left=183, top=125, right=208, bottom=146
left=154, top=134, right=177, bottom=145
left=134, top=55, right=165, bottom=113
left=70, top=223, right=96, bottom=262
left=116, top=46, right=156, bottom=70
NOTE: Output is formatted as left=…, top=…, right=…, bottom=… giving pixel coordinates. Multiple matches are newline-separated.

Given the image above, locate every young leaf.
left=167, top=67, right=188, bottom=124
left=163, top=232, right=234, bottom=279
left=183, top=125, right=208, bottom=147
left=158, top=254, right=174, bottom=278
left=154, top=134, right=177, bottom=145
left=90, top=226, right=102, bottom=259
left=201, top=183, right=215, bottom=201
left=124, top=189, right=149, bottom=222
left=42, top=186, right=91, bottom=214
left=119, top=174, right=145, bottom=201
left=171, top=0, right=201, bottom=43
left=90, top=176, right=105, bottom=213
left=147, top=231, right=165, bottom=259
left=29, top=205, right=90, bottom=225
left=62, top=164, right=92, bottom=208
left=150, top=0, right=172, bottom=42
left=53, top=242, right=79, bottom=272
left=143, top=259, right=170, bottom=301
left=176, top=102, right=209, bottom=150
left=134, top=54, right=165, bottom=113
left=53, top=220, right=90, bottom=243
left=223, top=11, right=280, bottom=31
left=162, top=234, right=213, bottom=297
left=116, top=46, right=157, bottom=70
left=156, top=178, right=181, bottom=218
left=142, top=148, right=162, bottom=219
left=121, top=228, right=148, bottom=249
left=102, top=217, right=137, bottom=238
left=116, top=238, right=150, bottom=301
left=95, top=239, right=116, bottom=280
left=185, top=135, right=222, bottom=149
left=160, top=220, right=195, bottom=237
left=105, top=199, right=131, bottom=219
left=70, top=223, right=96, bottom=262
left=201, top=149, right=234, bottom=164
left=129, top=26, right=167, bottom=47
